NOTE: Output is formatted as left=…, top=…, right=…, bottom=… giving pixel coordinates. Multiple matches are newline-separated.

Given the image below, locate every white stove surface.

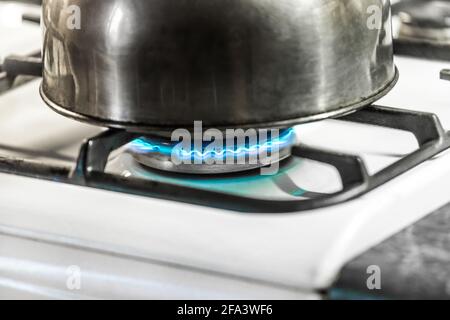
left=1, top=3, right=450, bottom=299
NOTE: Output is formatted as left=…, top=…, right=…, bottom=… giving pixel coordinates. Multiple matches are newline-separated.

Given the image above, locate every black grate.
left=0, top=51, right=41, bottom=93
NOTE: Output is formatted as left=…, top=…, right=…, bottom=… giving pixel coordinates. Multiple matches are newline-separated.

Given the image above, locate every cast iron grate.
left=1, top=55, right=450, bottom=213
left=0, top=51, right=41, bottom=93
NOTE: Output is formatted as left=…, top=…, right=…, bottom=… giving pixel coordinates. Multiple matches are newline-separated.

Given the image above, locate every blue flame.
left=129, top=128, right=297, bottom=162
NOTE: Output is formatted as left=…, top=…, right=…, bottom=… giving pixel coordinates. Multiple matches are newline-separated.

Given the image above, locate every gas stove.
left=2, top=1, right=450, bottom=300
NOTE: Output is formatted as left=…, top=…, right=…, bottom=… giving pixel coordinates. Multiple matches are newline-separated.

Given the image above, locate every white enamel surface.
left=1, top=3, right=450, bottom=299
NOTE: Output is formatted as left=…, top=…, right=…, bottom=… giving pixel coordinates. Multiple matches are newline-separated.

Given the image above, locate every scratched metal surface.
left=331, top=201, right=450, bottom=300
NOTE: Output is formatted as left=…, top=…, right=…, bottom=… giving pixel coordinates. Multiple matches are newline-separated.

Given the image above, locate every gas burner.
left=127, top=129, right=297, bottom=175
left=393, top=0, right=450, bottom=60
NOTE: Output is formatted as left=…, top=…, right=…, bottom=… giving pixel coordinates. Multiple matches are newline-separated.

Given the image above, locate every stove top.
left=2, top=0, right=450, bottom=299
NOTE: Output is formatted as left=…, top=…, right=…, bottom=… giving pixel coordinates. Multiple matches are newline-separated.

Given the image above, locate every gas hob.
left=1, top=1, right=450, bottom=299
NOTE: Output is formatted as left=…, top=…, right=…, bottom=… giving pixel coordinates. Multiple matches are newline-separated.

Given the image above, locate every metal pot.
left=40, top=0, right=397, bottom=133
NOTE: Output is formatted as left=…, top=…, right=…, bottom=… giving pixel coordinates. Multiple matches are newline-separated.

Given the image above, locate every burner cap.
left=127, top=128, right=297, bottom=174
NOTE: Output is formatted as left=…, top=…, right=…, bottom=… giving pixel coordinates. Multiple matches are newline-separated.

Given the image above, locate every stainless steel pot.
left=41, top=0, right=397, bottom=133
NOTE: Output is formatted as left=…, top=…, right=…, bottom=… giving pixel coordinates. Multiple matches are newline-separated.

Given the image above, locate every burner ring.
left=128, top=129, right=297, bottom=174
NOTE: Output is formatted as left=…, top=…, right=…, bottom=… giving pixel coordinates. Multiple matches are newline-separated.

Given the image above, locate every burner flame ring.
left=128, top=128, right=297, bottom=174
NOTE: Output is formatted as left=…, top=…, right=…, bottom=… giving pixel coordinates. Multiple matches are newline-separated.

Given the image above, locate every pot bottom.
left=39, top=68, right=399, bottom=135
